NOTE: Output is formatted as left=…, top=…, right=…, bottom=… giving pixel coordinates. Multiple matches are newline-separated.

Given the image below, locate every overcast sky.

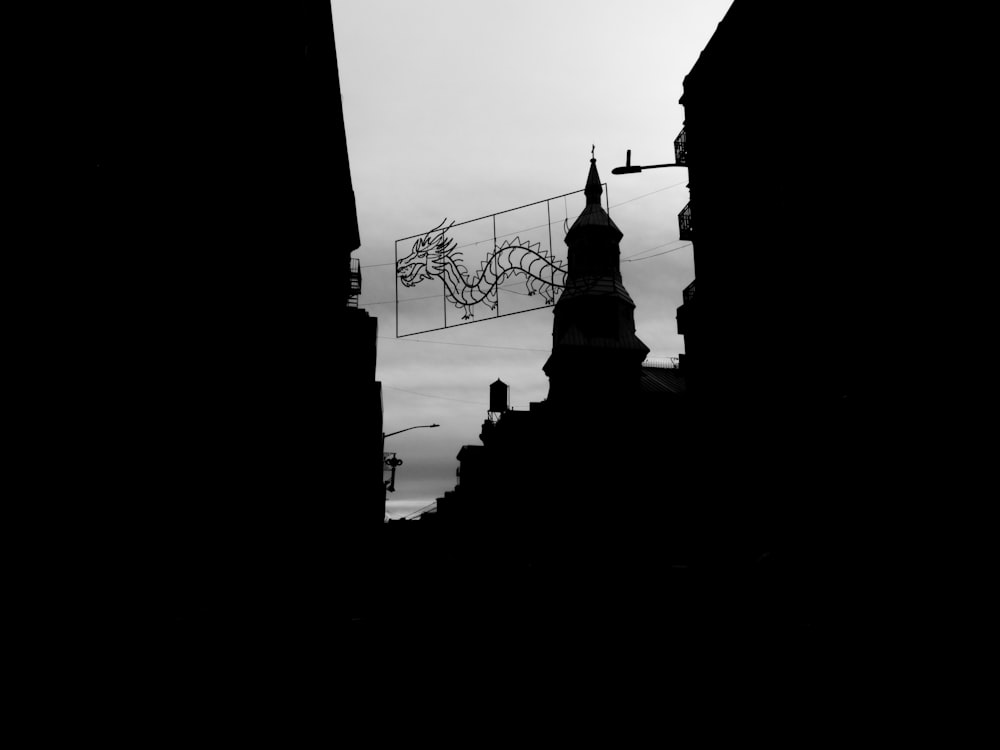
left=331, top=0, right=734, bottom=517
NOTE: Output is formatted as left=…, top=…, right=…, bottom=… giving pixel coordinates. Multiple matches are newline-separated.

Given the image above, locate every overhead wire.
left=622, top=242, right=691, bottom=263
left=359, top=277, right=554, bottom=307
left=623, top=245, right=691, bottom=263
left=359, top=291, right=442, bottom=307
left=383, top=385, right=487, bottom=406
left=621, top=239, right=685, bottom=260
left=378, top=335, right=548, bottom=353
left=609, top=179, right=689, bottom=208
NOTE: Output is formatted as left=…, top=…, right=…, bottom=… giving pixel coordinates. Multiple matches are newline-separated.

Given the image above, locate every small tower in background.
left=489, top=378, right=510, bottom=419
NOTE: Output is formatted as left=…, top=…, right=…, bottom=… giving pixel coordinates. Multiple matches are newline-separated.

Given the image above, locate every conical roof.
left=566, top=157, right=621, bottom=241
left=584, top=156, right=603, bottom=206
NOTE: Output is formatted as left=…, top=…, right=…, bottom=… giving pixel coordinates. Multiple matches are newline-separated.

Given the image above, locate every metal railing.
left=674, top=127, right=687, bottom=165
left=642, top=356, right=679, bottom=369
left=403, top=500, right=437, bottom=520
left=678, top=202, right=693, bottom=241
left=682, top=280, right=696, bottom=304
left=346, top=258, right=362, bottom=308
left=349, top=258, right=362, bottom=295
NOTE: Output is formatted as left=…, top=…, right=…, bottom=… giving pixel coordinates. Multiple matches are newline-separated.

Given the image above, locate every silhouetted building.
left=670, top=2, right=944, bottom=619
left=424, top=158, right=697, bottom=631
left=85, top=1, right=375, bottom=658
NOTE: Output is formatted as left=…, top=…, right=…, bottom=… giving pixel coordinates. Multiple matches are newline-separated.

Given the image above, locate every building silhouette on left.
left=85, top=1, right=375, bottom=659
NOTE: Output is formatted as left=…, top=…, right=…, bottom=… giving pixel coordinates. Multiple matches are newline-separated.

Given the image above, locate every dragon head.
left=397, top=219, right=457, bottom=287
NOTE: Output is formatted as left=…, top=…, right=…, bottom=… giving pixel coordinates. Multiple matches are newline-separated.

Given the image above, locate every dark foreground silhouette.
left=68, top=4, right=962, bottom=718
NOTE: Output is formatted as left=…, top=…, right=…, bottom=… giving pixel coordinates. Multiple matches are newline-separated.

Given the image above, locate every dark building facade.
left=83, top=1, right=376, bottom=662
left=671, top=2, right=944, bottom=620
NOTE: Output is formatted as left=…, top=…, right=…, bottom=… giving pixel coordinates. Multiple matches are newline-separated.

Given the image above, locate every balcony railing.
left=349, top=258, right=362, bottom=296
left=346, top=257, right=362, bottom=308
left=674, top=127, right=687, bottom=165
left=641, top=356, right=679, bottom=369
left=678, top=202, right=693, bottom=241
left=682, top=280, right=696, bottom=304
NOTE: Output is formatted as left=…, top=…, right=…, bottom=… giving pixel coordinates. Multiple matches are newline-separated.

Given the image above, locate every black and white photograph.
left=80, top=0, right=965, bottom=728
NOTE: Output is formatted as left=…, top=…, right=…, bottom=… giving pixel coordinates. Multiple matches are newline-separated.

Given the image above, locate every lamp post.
left=383, top=423, right=440, bottom=440
left=613, top=148, right=694, bottom=241
left=611, top=149, right=687, bottom=174
left=382, top=423, right=440, bottom=493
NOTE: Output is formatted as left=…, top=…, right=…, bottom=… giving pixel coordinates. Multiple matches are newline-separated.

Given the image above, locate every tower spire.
left=585, top=148, right=603, bottom=206
left=543, top=153, right=649, bottom=402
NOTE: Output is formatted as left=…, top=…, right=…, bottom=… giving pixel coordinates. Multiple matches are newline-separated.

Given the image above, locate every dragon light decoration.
left=397, top=219, right=567, bottom=320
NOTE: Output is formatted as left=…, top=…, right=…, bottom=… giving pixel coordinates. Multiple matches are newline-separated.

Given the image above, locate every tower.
left=489, top=378, right=510, bottom=417
left=543, top=156, right=649, bottom=402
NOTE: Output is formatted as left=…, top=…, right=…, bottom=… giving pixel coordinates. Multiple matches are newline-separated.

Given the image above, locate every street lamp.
left=382, top=423, right=440, bottom=492
left=613, top=148, right=694, bottom=241
left=611, top=149, right=687, bottom=174
left=382, top=423, right=440, bottom=440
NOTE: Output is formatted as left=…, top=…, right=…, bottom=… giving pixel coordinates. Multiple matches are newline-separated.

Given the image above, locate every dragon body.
left=398, top=219, right=566, bottom=320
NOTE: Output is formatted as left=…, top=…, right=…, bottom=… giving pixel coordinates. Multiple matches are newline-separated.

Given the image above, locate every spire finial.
left=585, top=150, right=602, bottom=205
left=591, top=143, right=595, bottom=160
